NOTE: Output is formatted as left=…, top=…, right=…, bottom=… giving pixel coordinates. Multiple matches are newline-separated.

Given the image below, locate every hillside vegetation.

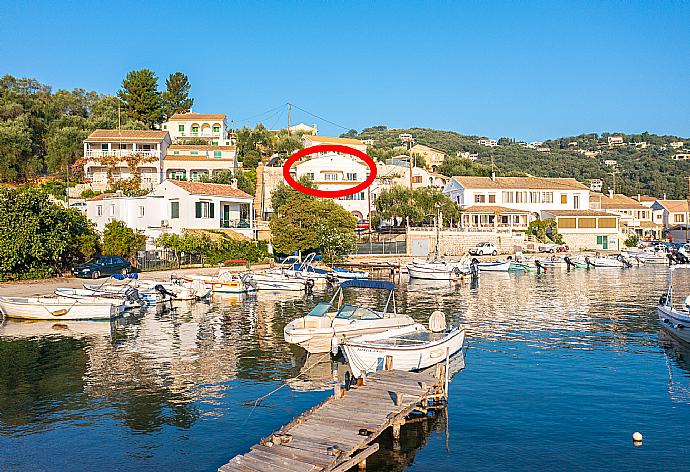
left=347, top=126, right=690, bottom=198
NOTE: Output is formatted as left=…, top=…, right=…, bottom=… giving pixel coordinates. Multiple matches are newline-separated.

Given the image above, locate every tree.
left=0, top=188, right=98, bottom=279
left=340, top=129, right=358, bottom=138
left=271, top=175, right=315, bottom=213
left=102, top=220, right=146, bottom=262
left=161, top=72, right=193, bottom=119
left=200, top=169, right=256, bottom=196
left=311, top=199, right=357, bottom=263
left=375, top=185, right=420, bottom=224
left=117, top=69, right=162, bottom=129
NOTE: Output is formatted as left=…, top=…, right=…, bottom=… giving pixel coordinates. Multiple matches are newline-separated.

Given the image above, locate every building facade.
left=542, top=210, right=620, bottom=251
left=300, top=135, right=368, bottom=154
left=409, top=144, right=446, bottom=172
left=161, top=113, right=232, bottom=145
left=163, top=144, right=238, bottom=181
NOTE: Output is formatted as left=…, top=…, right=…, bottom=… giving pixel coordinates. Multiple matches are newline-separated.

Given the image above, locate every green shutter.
left=596, top=235, right=603, bottom=245
left=195, top=202, right=201, bottom=218
left=171, top=202, right=179, bottom=219
left=214, top=151, right=222, bottom=158
left=209, top=202, right=215, bottom=218
left=178, top=125, right=184, bottom=132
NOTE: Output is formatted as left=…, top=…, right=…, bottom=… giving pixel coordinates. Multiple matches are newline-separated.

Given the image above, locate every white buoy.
left=632, top=432, right=643, bottom=442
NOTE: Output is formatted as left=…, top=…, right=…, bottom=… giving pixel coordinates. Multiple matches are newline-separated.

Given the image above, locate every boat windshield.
left=307, top=302, right=332, bottom=317
left=335, top=304, right=383, bottom=320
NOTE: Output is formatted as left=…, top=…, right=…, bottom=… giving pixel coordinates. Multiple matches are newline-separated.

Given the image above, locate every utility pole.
left=608, top=170, right=619, bottom=194
left=66, top=161, right=70, bottom=207
left=686, top=176, right=690, bottom=243
left=287, top=102, right=291, bottom=133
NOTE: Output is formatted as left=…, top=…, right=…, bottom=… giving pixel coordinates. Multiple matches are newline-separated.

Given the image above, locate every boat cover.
left=340, top=279, right=394, bottom=291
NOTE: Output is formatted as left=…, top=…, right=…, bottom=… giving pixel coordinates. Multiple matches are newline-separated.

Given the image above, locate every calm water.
left=2, top=267, right=690, bottom=471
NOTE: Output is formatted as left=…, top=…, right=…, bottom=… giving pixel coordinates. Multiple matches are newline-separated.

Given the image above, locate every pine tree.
left=161, top=72, right=193, bottom=119
left=117, top=69, right=162, bottom=129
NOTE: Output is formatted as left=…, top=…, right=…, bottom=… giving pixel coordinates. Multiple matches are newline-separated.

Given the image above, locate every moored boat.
left=175, top=272, right=257, bottom=294
left=0, top=296, right=121, bottom=320
left=341, top=312, right=465, bottom=377
left=658, top=266, right=690, bottom=343
left=283, top=279, right=416, bottom=354
left=332, top=267, right=369, bottom=279
left=54, top=287, right=141, bottom=309
left=477, top=260, right=511, bottom=272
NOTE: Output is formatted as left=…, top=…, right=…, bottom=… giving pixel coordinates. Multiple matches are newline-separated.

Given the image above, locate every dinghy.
left=332, top=267, right=369, bottom=279
left=283, top=279, right=416, bottom=354
left=83, top=283, right=173, bottom=303
left=407, top=259, right=473, bottom=280
left=341, top=311, right=465, bottom=377
left=0, top=296, right=121, bottom=320
left=249, top=271, right=313, bottom=291
left=658, top=265, right=690, bottom=343
left=584, top=254, right=632, bottom=268
left=477, top=260, right=511, bottom=272
left=175, top=272, right=257, bottom=294
left=54, top=287, right=141, bottom=309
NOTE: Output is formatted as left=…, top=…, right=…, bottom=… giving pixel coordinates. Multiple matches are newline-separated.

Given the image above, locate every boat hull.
left=342, top=329, right=465, bottom=377
left=478, top=261, right=511, bottom=272
left=0, top=296, right=119, bottom=320
left=658, top=305, right=690, bottom=343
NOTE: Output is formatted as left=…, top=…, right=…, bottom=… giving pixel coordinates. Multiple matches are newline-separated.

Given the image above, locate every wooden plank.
left=233, top=454, right=300, bottom=472
left=327, top=444, right=380, bottom=472
left=251, top=444, right=334, bottom=468
left=248, top=448, right=318, bottom=472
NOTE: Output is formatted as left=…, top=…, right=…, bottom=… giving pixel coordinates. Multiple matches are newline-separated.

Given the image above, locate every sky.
left=1, top=0, right=688, bottom=141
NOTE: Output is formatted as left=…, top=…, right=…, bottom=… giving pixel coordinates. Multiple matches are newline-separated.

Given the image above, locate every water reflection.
left=1, top=266, right=689, bottom=471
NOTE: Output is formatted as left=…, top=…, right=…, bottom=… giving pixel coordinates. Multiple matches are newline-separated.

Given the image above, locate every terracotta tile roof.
left=169, top=145, right=236, bottom=151
left=85, top=129, right=169, bottom=142
left=169, top=180, right=252, bottom=199
left=590, top=192, right=648, bottom=210
left=165, top=155, right=236, bottom=162
left=183, top=228, right=250, bottom=241
left=543, top=210, right=618, bottom=217
left=657, top=200, right=689, bottom=213
left=451, top=176, right=589, bottom=190
left=411, top=143, right=446, bottom=154
left=462, top=205, right=531, bottom=214
left=625, top=220, right=662, bottom=229
left=167, top=112, right=226, bottom=121
left=86, top=192, right=116, bottom=201
left=303, top=135, right=366, bottom=146
left=635, top=195, right=659, bottom=202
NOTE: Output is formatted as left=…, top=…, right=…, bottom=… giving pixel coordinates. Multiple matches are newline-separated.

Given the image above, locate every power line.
left=289, top=102, right=352, bottom=131
left=234, top=103, right=287, bottom=124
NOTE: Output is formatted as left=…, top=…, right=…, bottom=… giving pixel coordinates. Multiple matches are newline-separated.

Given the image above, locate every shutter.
left=209, top=203, right=215, bottom=218
left=195, top=202, right=201, bottom=218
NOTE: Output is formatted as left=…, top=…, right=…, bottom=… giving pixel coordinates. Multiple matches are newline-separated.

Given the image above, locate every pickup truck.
left=468, top=242, right=498, bottom=256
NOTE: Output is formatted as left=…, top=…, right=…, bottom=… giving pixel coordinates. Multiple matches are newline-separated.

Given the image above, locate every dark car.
left=72, top=256, right=132, bottom=279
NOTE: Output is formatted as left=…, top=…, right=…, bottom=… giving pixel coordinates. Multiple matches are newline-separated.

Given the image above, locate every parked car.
left=356, top=219, right=370, bottom=230
left=538, top=243, right=558, bottom=253
left=468, top=242, right=498, bottom=256
left=72, top=256, right=132, bottom=279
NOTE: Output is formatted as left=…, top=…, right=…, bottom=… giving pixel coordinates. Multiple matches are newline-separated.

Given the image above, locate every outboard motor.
left=153, top=284, right=177, bottom=299
left=659, top=294, right=668, bottom=306
left=305, top=278, right=315, bottom=294
left=677, top=252, right=690, bottom=265
left=585, top=256, right=595, bottom=268
left=667, top=253, right=676, bottom=265
left=616, top=254, right=633, bottom=268
left=470, top=258, right=479, bottom=278
left=123, top=287, right=141, bottom=305
left=535, top=260, right=546, bottom=273
left=563, top=256, right=577, bottom=270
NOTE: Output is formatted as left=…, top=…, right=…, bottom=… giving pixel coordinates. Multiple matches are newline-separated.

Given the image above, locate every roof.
left=625, top=220, right=662, bottom=229
left=168, top=180, right=252, bottom=199
left=410, top=143, right=446, bottom=154
left=429, top=172, right=450, bottom=180
left=302, top=135, right=366, bottom=146
left=450, top=176, right=589, bottom=190
left=462, top=205, right=531, bottom=214
left=169, top=145, right=236, bottom=151
left=590, top=192, right=648, bottom=210
left=165, top=155, right=236, bottom=162
left=183, top=228, right=249, bottom=241
left=85, top=129, right=169, bottom=142
left=167, top=112, right=226, bottom=121
left=657, top=200, right=689, bottom=213
left=86, top=192, right=116, bottom=201
left=542, top=210, right=618, bottom=217
left=635, top=195, right=659, bottom=202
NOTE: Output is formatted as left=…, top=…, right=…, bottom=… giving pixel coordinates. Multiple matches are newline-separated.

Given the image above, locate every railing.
left=84, top=150, right=160, bottom=159
left=408, top=226, right=525, bottom=234
left=220, top=218, right=251, bottom=229
left=177, top=131, right=222, bottom=138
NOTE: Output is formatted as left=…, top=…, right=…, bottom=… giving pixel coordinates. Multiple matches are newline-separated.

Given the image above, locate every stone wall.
left=407, top=229, right=526, bottom=256
left=560, top=233, right=620, bottom=251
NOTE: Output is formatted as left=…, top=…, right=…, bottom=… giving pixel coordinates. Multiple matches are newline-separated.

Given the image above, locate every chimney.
left=491, top=171, right=496, bottom=181
left=664, top=193, right=667, bottom=200
left=637, top=193, right=641, bottom=201
left=609, top=189, right=614, bottom=199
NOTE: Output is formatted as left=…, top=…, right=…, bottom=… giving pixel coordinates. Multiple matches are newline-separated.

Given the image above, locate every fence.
left=136, top=250, right=205, bottom=272
left=353, top=231, right=407, bottom=255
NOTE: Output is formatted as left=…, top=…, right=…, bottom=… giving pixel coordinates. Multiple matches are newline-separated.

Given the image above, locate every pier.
left=220, top=369, right=446, bottom=472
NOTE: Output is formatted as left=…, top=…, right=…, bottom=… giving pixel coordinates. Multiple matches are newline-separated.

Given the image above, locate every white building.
left=673, top=153, right=690, bottom=161
left=608, top=136, right=625, bottom=146
left=604, top=160, right=617, bottom=167
left=161, top=113, right=232, bottom=145
left=164, top=144, right=238, bottom=181
left=85, top=180, right=255, bottom=247
left=478, top=139, right=498, bottom=147
left=670, top=141, right=685, bottom=149
left=294, top=153, right=371, bottom=221
left=288, top=123, right=318, bottom=135
left=443, top=175, right=591, bottom=219
left=373, top=163, right=449, bottom=196
left=588, top=179, right=603, bottom=192
left=83, top=129, right=172, bottom=191
left=301, top=135, right=368, bottom=154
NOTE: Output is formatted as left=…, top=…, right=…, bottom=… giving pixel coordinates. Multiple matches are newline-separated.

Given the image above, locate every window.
left=542, top=192, right=553, bottom=203
left=178, top=125, right=185, bottom=132
left=560, top=194, right=568, bottom=204
left=109, top=204, right=115, bottom=216
left=475, top=194, right=486, bottom=203
left=97, top=205, right=102, bottom=216
left=529, top=191, right=540, bottom=203
left=305, top=172, right=314, bottom=180
left=346, top=172, right=358, bottom=181
left=502, top=191, right=514, bottom=203
left=190, top=150, right=198, bottom=155
left=163, top=125, right=167, bottom=130
left=171, top=201, right=179, bottom=219
left=598, top=217, right=617, bottom=228
left=574, top=195, right=580, bottom=210
left=141, top=144, right=151, bottom=151
left=173, top=150, right=180, bottom=155
left=212, top=141, right=218, bottom=146
left=488, top=194, right=496, bottom=203
left=559, top=218, right=577, bottom=229
left=101, top=143, right=108, bottom=151
left=138, top=206, right=145, bottom=217
left=516, top=192, right=527, bottom=203
left=213, top=125, right=220, bottom=133
left=192, top=126, right=199, bottom=133
left=195, top=201, right=215, bottom=219
left=214, top=151, right=222, bottom=158
left=170, top=170, right=185, bottom=180
left=340, top=192, right=366, bottom=201
left=324, top=173, right=339, bottom=181
left=119, top=143, right=128, bottom=150
left=412, top=176, right=422, bottom=184
left=674, top=214, right=685, bottom=223
left=578, top=218, right=596, bottom=228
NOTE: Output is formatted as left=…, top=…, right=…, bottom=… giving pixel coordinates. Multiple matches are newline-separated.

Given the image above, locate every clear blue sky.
left=1, top=0, right=688, bottom=140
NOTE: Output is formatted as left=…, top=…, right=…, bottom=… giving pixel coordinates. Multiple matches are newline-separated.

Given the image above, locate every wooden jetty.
left=220, top=369, right=446, bottom=472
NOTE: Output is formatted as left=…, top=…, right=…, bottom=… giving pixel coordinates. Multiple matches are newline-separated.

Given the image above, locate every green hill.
left=346, top=126, right=690, bottom=198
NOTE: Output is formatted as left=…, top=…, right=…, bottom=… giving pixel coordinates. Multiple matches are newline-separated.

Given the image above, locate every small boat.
left=341, top=311, right=465, bottom=378
left=658, top=266, right=690, bottom=343
left=83, top=283, right=172, bottom=304
left=584, top=254, right=632, bottom=268
left=54, top=287, right=141, bottom=309
left=477, top=260, right=511, bottom=272
left=280, top=253, right=337, bottom=285
left=0, top=296, right=121, bottom=320
left=283, top=279, right=416, bottom=354
left=249, top=272, right=313, bottom=291
left=332, top=267, right=369, bottom=279
left=509, top=261, right=537, bottom=272
left=175, top=272, right=257, bottom=294
left=407, top=259, right=473, bottom=281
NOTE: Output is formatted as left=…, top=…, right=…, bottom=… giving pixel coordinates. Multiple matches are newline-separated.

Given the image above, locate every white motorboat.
left=283, top=279, right=416, bottom=354
left=249, top=271, right=313, bottom=291
left=332, top=267, right=369, bottom=279
left=279, top=253, right=337, bottom=285
left=0, top=296, right=121, bottom=320
left=407, top=258, right=473, bottom=281
left=82, top=283, right=172, bottom=303
left=477, top=260, right=511, bottom=272
left=54, top=287, right=141, bottom=309
left=584, top=254, right=632, bottom=268
left=658, top=265, right=690, bottom=343
left=341, top=312, right=465, bottom=378
left=176, top=272, right=257, bottom=294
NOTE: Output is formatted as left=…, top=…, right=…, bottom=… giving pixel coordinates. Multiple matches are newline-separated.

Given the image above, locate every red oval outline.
left=282, top=144, right=377, bottom=199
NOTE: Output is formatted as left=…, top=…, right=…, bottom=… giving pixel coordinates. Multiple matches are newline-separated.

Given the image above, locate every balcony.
left=85, top=150, right=160, bottom=159
left=220, top=218, right=251, bottom=229
left=177, top=131, right=222, bottom=138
